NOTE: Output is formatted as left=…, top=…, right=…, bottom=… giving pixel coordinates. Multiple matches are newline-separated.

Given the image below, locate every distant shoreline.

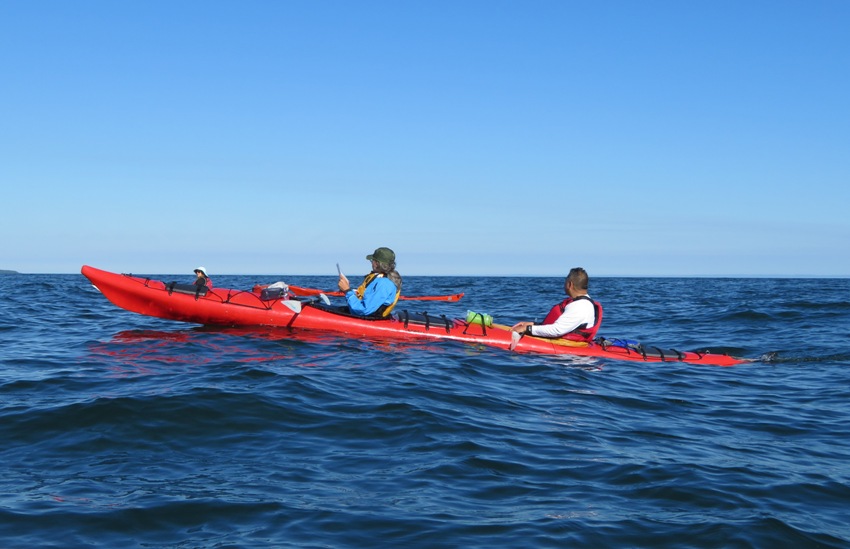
left=0, top=269, right=19, bottom=275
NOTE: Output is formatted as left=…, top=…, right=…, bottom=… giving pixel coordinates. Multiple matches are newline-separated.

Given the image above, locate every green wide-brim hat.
left=366, top=247, right=395, bottom=264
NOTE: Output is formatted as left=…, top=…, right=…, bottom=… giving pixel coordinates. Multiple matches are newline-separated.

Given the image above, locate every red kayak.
left=81, top=265, right=748, bottom=366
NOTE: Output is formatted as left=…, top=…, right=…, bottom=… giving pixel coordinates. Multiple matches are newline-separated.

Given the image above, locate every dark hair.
left=567, top=267, right=588, bottom=290
left=374, top=259, right=396, bottom=274
left=374, top=260, right=402, bottom=292
left=386, top=270, right=403, bottom=292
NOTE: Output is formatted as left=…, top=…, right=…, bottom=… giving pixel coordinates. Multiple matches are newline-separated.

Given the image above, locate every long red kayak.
left=81, top=265, right=748, bottom=366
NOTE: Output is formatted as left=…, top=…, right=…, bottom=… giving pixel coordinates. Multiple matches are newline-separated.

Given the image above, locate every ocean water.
left=1, top=272, right=849, bottom=548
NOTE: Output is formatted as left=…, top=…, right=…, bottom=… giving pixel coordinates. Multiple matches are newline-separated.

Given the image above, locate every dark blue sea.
left=2, top=273, right=849, bottom=548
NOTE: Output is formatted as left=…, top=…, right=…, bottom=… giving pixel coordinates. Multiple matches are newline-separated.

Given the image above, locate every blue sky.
left=2, top=1, right=848, bottom=276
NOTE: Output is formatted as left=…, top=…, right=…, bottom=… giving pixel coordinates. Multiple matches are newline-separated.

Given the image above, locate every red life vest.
left=541, top=295, right=603, bottom=342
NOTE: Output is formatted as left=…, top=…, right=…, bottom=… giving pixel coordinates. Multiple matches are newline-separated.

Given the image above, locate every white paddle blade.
left=281, top=299, right=302, bottom=313
left=509, top=331, right=522, bottom=351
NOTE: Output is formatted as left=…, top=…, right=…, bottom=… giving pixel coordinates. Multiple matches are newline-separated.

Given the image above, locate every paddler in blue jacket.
left=511, top=267, right=602, bottom=342
left=338, top=247, right=402, bottom=317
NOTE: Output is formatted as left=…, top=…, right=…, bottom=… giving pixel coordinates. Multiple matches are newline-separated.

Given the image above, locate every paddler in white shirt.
left=511, top=267, right=602, bottom=342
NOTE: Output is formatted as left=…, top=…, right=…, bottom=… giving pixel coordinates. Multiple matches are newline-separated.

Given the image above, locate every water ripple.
left=1, top=275, right=849, bottom=547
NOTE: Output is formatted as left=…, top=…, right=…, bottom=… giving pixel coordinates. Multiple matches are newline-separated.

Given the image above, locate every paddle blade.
left=281, top=300, right=302, bottom=313
left=509, top=331, right=522, bottom=351
left=289, top=285, right=341, bottom=297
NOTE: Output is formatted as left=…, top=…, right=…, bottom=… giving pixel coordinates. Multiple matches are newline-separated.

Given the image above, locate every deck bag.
left=261, top=282, right=291, bottom=301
